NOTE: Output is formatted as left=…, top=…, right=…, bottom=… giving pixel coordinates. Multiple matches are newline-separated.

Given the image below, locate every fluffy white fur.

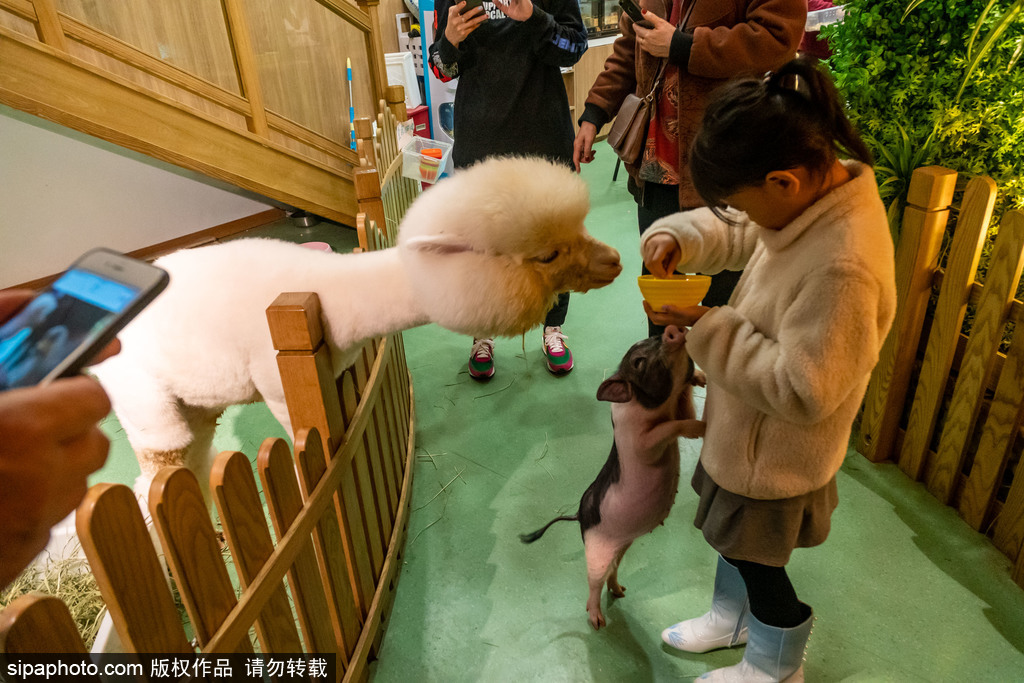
left=91, top=156, right=622, bottom=500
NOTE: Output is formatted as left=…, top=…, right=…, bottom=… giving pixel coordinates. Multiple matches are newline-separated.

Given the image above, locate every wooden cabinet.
left=562, top=36, right=619, bottom=135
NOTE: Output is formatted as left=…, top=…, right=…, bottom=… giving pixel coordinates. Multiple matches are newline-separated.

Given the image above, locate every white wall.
left=0, top=105, right=276, bottom=288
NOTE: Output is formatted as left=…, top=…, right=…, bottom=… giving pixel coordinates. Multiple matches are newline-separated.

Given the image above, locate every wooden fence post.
left=897, top=175, right=997, bottom=478
left=355, top=169, right=388, bottom=242
left=385, top=85, right=408, bottom=122
left=857, top=166, right=956, bottom=461
left=266, top=292, right=346, bottom=454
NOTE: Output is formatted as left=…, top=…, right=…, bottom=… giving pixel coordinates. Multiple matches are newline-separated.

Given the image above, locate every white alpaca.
left=91, top=157, right=622, bottom=501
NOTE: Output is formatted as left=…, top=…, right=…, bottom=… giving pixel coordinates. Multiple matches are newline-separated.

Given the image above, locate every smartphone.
left=462, top=0, right=485, bottom=12
left=619, top=0, right=653, bottom=28
left=0, top=248, right=169, bottom=390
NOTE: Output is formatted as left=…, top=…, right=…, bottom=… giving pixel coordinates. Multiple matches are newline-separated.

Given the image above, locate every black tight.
left=725, top=557, right=808, bottom=628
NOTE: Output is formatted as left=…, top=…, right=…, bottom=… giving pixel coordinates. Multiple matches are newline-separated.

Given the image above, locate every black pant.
left=543, top=291, right=569, bottom=328
left=635, top=180, right=741, bottom=337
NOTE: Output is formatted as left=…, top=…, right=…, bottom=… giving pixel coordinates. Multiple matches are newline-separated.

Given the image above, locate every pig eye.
left=537, top=250, right=560, bottom=264
left=632, top=357, right=646, bottom=371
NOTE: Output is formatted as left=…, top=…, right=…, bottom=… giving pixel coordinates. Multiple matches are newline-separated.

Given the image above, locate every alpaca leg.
left=96, top=363, right=197, bottom=507
left=180, top=404, right=223, bottom=507
left=122, top=402, right=220, bottom=511
left=264, top=397, right=294, bottom=441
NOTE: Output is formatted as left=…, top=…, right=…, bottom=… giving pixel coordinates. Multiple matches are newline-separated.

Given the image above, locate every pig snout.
left=660, top=326, right=692, bottom=377
left=662, top=325, right=685, bottom=348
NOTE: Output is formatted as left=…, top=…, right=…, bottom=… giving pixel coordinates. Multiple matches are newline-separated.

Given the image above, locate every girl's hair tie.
left=763, top=71, right=812, bottom=102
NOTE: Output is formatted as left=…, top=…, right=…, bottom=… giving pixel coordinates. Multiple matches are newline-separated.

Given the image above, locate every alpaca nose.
left=598, top=246, right=622, bottom=275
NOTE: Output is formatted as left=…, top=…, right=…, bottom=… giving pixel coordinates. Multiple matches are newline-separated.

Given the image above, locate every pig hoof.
left=588, top=610, right=606, bottom=630
left=609, top=583, right=626, bottom=598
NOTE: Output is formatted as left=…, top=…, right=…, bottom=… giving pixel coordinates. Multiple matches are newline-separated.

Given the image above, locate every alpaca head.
left=396, top=156, right=622, bottom=337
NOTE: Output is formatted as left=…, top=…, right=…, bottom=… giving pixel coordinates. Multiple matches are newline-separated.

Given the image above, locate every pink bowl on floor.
left=301, top=241, right=332, bottom=252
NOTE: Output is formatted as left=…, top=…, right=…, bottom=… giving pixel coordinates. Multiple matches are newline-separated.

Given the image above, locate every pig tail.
left=689, top=56, right=872, bottom=217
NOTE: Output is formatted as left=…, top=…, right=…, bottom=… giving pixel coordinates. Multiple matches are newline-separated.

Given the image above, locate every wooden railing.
left=858, top=166, right=1024, bottom=588
left=0, top=0, right=395, bottom=225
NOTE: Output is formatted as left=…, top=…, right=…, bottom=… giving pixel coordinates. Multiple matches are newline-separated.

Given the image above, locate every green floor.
left=92, top=152, right=1024, bottom=681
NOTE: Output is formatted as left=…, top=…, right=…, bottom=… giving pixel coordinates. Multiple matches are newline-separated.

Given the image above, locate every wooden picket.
left=858, top=165, right=1024, bottom=589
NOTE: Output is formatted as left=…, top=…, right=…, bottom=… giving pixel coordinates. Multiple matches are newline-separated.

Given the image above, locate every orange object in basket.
left=421, top=148, right=443, bottom=159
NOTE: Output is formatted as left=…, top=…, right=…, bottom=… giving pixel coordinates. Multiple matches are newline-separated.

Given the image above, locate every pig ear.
left=597, top=376, right=632, bottom=403
left=404, top=235, right=474, bottom=255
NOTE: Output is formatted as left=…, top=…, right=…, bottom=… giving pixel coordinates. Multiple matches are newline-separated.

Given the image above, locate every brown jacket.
left=583, top=0, right=806, bottom=207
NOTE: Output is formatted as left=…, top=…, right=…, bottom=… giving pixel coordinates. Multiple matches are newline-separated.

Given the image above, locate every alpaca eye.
left=537, top=250, right=560, bottom=264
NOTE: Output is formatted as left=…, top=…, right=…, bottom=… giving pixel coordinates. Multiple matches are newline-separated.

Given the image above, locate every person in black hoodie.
left=428, top=0, right=588, bottom=381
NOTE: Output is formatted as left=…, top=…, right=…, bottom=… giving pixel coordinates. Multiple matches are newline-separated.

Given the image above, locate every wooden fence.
left=858, top=165, right=1024, bottom=588
left=0, top=99, right=422, bottom=681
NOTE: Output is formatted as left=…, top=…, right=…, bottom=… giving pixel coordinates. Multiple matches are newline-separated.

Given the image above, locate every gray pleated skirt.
left=691, top=459, right=838, bottom=567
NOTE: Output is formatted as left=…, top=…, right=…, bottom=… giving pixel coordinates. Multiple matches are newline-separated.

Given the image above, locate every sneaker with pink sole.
left=543, top=326, right=573, bottom=375
left=468, top=338, right=495, bottom=380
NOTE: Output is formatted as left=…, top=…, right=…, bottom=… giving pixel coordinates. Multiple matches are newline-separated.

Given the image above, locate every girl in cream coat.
left=641, top=57, right=897, bottom=682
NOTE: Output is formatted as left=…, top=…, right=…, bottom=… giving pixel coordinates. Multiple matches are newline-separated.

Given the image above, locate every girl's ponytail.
left=690, top=56, right=872, bottom=213
left=768, top=59, right=873, bottom=167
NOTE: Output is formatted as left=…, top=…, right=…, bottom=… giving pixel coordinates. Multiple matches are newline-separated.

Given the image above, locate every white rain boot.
left=661, top=555, right=750, bottom=653
left=697, top=604, right=813, bottom=683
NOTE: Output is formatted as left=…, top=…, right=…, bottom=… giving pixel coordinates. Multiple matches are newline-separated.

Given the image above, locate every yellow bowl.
left=638, top=274, right=712, bottom=309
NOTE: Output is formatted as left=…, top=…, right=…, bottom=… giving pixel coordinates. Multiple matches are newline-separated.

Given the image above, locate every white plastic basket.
left=401, top=136, right=452, bottom=184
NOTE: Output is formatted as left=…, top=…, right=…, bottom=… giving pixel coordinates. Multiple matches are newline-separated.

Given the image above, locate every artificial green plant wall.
left=826, top=0, right=1024, bottom=234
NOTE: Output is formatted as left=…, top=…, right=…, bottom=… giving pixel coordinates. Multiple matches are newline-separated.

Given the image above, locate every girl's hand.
left=493, top=0, right=533, bottom=21
left=642, top=234, right=682, bottom=278
left=643, top=302, right=709, bottom=328
left=634, top=11, right=674, bottom=58
left=445, top=2, right=488, bottom=47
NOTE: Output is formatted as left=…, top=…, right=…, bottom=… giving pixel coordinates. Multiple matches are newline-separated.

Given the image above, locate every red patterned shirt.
left=637, top=0, right=683, bottom=186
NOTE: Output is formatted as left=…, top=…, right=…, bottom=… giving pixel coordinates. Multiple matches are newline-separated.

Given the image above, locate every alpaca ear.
left=404, top=235, right=474, bottom=255
left=596, top=376, right=632, bottom=403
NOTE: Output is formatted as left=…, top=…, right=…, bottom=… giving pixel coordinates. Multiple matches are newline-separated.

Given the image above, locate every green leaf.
left=958, top=3, right=1024, bottom=100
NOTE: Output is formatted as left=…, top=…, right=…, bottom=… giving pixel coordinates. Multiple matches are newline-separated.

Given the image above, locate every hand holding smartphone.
left=0, top=248, right=169, bottom=391
left=619, top=0, right=653, bottom=28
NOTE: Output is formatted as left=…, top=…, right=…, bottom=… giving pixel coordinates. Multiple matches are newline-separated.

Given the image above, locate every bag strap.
left=679, top=0, right=698, bottom=32
left=641, top=0, right=698, bottom=101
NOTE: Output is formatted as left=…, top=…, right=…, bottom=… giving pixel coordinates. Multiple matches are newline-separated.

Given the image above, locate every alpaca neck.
left=312, top=248, right=427, bottom=367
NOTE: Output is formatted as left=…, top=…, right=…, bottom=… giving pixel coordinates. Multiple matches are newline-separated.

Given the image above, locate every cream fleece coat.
left=640, top=162, right=896, bottom=499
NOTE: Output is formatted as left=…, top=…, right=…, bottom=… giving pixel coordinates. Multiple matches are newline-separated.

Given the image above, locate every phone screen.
left=0, top=268, right=141, bottom=390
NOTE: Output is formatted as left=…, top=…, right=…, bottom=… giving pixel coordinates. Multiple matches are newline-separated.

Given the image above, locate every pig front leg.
left=638, top=419, right=706, bottom=462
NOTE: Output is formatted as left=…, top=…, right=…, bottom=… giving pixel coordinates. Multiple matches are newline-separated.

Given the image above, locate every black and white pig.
left=520, top=325, right=705, bottom=630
